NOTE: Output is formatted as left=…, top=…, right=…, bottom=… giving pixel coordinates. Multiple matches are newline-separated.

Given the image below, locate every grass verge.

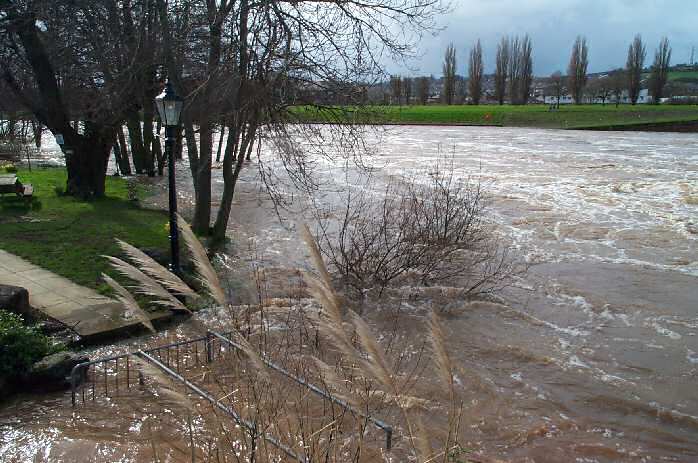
left=291, top=104, right=698, bottom=129
left=0, top=167, right=169, bottom=294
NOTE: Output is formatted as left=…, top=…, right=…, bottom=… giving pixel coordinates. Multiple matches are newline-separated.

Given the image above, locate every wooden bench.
left=0, top=174, right=33, bottom=199
left=0, top=175, right=18, bottom=195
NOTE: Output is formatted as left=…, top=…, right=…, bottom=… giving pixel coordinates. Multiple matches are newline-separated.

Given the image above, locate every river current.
left=1, top=125, right=697, bottom=461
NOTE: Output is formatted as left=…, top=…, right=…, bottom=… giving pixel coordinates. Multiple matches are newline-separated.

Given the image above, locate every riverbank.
left=291, top=104, right=698, bottom=131
left=0, top=167, right=169, bottom=295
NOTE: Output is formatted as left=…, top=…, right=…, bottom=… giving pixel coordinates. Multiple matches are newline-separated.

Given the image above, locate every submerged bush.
left=0, top=310, right=58, bottom=380
left=314, top=160, right=523, bottom=297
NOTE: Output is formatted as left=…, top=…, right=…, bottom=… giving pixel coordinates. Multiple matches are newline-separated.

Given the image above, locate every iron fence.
left=69, top=330, right=393, bottom=456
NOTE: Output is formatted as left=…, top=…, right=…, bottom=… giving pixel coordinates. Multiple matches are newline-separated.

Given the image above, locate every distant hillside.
left=642, top=64, right=698, bottom=84
left=668, top=70, right=698, bottom=84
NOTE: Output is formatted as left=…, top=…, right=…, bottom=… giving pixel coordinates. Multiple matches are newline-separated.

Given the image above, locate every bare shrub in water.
left=314, top=161, right=521, bottom=297
left=100, top=218, right=476, bottom=462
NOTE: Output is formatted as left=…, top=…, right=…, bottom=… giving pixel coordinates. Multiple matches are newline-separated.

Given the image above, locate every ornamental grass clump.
left=100, top=217, right=476, bottom=462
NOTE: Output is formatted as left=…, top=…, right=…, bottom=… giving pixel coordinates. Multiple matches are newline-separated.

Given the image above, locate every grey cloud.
left=389, top=0, right=698, bottom=76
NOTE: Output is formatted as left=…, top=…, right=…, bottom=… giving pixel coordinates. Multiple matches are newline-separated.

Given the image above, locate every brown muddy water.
left=2, top=126, right=697, bottom=462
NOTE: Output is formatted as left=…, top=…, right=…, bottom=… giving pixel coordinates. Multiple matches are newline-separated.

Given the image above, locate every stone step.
left=0, top=249, right=172, bottom=340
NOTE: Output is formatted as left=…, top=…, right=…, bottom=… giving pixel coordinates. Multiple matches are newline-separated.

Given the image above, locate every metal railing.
left=135, top=349, right=305, bottom=462
left=70, top=330, right=393, bottom=456
left=208, top=331, right=393, bottom=450
left=70, top=331, right=230, bottom=406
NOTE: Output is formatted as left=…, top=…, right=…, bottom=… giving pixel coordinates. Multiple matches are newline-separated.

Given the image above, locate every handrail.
left=70, top=332, right=231, bottom=405
left=136, top=350, right=307, bottom=463
left=70, top=335, right=216, bottom=407
left=208, top=330, right=393, bottom=450
left=69, top=329, right=394, bottom=452
left=70, top=351, right=132, bottom=405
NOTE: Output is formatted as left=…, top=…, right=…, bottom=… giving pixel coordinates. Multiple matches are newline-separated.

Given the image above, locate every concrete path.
left=0, top=249, right=169, bottom=339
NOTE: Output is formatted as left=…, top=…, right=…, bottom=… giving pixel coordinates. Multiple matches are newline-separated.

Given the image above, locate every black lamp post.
left=155, top=80, right=184, bottom=275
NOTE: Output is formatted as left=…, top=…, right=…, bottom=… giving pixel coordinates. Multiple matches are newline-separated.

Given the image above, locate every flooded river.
left=1, top=126, right=697, bottom=461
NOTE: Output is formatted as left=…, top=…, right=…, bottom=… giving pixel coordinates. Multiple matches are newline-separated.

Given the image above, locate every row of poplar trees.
left=441, top=35, right=534, bottom=106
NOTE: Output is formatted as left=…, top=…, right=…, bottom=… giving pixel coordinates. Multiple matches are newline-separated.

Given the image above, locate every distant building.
left=544, top=88, right=651, bottom=104
left=543, top=94, right=574, bottom=105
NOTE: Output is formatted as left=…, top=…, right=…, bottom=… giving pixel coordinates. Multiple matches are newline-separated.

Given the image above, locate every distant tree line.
left=385, top=33, right=677, bottom=107
left=551, top=34, right=673, bottom=106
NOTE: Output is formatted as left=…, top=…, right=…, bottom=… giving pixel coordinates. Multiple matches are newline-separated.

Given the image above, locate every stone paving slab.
left=0, top=249, right=170, bottom=338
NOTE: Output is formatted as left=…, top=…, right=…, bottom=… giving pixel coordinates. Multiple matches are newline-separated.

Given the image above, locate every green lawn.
left=0, top=167, right=169, bottom=294
left=668, top=70, right=698, bottom=82
left=292, top=104, right=698, bottom=129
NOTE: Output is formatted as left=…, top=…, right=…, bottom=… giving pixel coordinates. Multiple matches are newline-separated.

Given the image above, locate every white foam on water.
left=567, top=355, right=590, bottom=369
left=687, top=349, right=698, bottom=364
left=648, top=322, right=682, bottom=340
left=598, top=306, right=634, bottom=327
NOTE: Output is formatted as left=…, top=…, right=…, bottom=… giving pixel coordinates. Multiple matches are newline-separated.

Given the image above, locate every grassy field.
left=0, top=167, right=169, bottom=293
left=292, top=104, right=698, bottom=129
left=669, top=71, right=698, bottom=80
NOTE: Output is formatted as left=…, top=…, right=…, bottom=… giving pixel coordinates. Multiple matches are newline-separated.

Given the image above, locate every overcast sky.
left=389, top=0, right=698, bottom=77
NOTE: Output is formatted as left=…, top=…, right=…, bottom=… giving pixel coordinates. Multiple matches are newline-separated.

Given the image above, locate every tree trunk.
left=63, top=132, right=111, bottom=198
left=185, top=117, right=212, bottom=234
left=117, top=126, right=132, bottom=175
left=192, top=122, right=213, bottom=234
left=211, top=0, right=250, bottom=244
left=30, top=120, right=42, bottom=148
left=212, top=125, right=245, bottom=244
left=142, top=110, right=156, bottom=176
left=215, top=124, right=225, bottom=163
left=112, top=130, right=134, bottom=175
left=126, top=113, right=146, bottom=174
left=245, top=123, right=257, bottom=162
left=184, top=119, right=199, bottom=190
left=113, top=141, right=123, bottom=175
left=190, top=12, right=223, bottom=235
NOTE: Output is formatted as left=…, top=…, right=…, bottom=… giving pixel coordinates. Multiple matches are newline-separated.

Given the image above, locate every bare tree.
left=403, top=77, right=413, bottom=105
left=156, top=0, right=448, bottom=242
left=568, top=35, right=589, bottom=104
left=390, top=75, right=403, bottom=105
left=456, top=75, right=467, bottom=104
left=609, top=68, right=626, bottom=107
left=649, top=37, right=672, bottom=104
left=468, top=39, right=484, bottom=105
left=0, top=1, right=159, bottom=197
left=550, top=71, right=563, bottom=108
left=416, top=76, right=431, bottom=104
left=520, top=35, right=534, bottom=104
left=2, top=0, right=446, bottom=242
left=508, top=37, right=521, bottom=103
left=494, top=36, right=510, bottom=105
left=218, top=0, right=447, bottom=243
left=599, top=76, right=611, bottom=106
left=626, top=34, right=646, bottom=105
left=508, top=35, right=533, bottom=105
left=442, top=43, right=457, bottom=105
left=588, top=76, right=611, bottom=105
